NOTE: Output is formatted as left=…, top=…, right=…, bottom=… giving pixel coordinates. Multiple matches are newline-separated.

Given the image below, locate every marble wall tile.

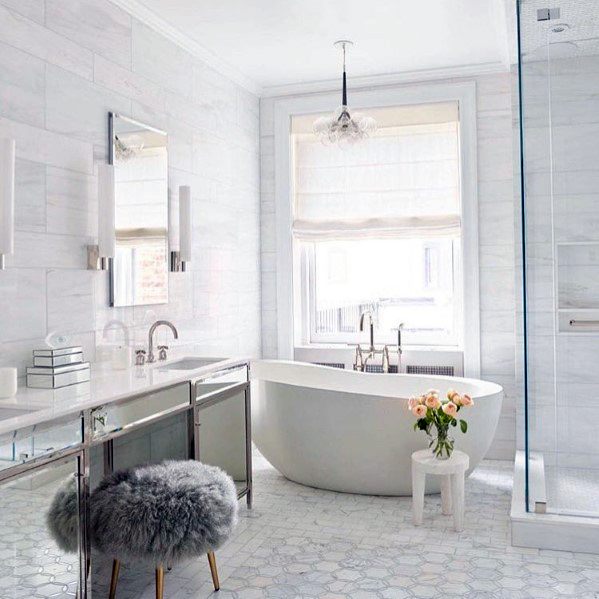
left=46, top=64, right=132, bottom=146
left=14, top=159, right=45, bottom=233
left=480, top=244, right=515, bottom=270
left=554, top=194, right=599, bottom=242
left=0, top=3, right=93, bottom=80
left=94, top=55, right=166, bottom=115
left=478, top=136, right=514, bottom=181
left=479, top=201, right=514, bottom=245
left=480, top=310, right=516, bottom=334
left=0, top=41, right=45, bottom=128
left=8, top=231, right=92, bottom=270
left=259, top=98, right=275, bottom=137
left=45, top=0, right=132, bottom=69
left=167, top=121, right=194, bottom=174
left=0, top=0, right=44, bottom=24
left=47, top=269, right=96, bottom=335
left=0, top=117, right=94, bottom=174
left=193, top=62, right=238, bottom=127
left=0, top=269, right=46, bottom=342
left=132, top=20, right=194, bottom=99
left=481, top=331, right=516, bottom=376
left=46, top=166, right=96, bottom=237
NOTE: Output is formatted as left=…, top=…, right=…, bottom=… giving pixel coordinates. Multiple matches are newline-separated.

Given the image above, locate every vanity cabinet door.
left=0, top=453, right=84, bottom=598
left=111, top=410, right=190, bottom=472
left=196, top=382, right=251, bottom=498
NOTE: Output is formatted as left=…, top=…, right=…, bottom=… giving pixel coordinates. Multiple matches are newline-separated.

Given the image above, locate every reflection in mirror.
left=110, top=113, right=169, bottom=307
left=0, top=458, right=81, bottom=595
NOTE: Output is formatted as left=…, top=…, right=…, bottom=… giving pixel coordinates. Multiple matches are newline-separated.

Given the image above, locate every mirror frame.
left=108, top=112, right=169, bottom=307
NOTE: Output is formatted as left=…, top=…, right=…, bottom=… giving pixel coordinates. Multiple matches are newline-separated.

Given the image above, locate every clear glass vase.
left=429, top=425, right=454, bottom=460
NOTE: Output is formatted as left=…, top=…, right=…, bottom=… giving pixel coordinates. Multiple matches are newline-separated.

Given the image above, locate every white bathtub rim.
left=250, top=359, right=503, bottom=401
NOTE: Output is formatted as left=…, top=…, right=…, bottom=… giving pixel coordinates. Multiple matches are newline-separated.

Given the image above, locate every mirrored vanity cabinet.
left=0, top=359, right=251, bottom=598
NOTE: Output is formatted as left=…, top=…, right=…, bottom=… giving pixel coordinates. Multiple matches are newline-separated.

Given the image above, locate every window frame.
left=273, top=81, right=480, bottom=377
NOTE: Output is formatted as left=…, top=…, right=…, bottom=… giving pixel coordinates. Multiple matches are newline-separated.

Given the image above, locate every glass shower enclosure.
left=518, top=0, right=599, bottom=520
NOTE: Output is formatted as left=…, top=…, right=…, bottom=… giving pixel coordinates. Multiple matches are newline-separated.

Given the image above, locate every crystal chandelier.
left=313, top=40, right=376, bottom=147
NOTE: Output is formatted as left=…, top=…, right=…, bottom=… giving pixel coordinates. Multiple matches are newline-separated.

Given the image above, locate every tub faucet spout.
left=359, top=310, right=375, bottom=353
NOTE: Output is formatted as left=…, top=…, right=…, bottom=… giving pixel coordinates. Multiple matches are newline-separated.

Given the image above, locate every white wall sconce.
left=170, top=185, right=192, bottom=272
left=88, top=164, right=115, bottom=270
left=0, top=138, right=15, bottom=271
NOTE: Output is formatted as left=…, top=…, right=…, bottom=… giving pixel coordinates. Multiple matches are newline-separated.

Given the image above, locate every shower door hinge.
left=537, top=7, right=560, bottom=21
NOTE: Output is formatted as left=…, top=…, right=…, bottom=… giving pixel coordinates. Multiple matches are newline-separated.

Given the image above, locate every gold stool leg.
left=155, top=565, right=165, bottom=599
left=207, top=551, right=220, bottom=591
left=108, top=559, right=120, bottom=599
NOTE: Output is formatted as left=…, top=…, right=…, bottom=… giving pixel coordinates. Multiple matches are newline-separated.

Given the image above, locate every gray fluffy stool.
left=91, top=460, right=238, bottom=598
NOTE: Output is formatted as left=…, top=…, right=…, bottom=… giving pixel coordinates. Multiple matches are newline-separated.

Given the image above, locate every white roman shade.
left=292, top=102, right=461, bottom=240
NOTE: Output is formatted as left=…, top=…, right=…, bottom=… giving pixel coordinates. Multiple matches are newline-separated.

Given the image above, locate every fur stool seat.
left=91, top=460, right=238, bottom=598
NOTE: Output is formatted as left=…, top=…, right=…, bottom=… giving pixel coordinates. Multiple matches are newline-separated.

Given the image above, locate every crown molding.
left=261, top=61, right=509, bottom=98
left=110, top=0, right=262, bottom=96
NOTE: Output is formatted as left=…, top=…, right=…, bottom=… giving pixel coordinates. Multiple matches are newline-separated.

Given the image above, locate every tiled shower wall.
left=0, top=0, right=261, bottom=374
left=260, top=72, right=518, bottom=459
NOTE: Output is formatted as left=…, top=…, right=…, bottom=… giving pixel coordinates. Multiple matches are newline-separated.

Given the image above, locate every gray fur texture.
left=90, top=460, right=238, bottom=564
left=46, top=476, right=79, bottom=553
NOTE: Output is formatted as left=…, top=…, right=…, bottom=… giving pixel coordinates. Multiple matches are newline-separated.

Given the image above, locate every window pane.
left=311, top=238, right=457, bottom=344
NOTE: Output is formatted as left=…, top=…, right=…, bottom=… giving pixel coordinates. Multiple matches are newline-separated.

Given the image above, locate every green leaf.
left=417, top=419, right=428, bottom=431
left=451, top=419, right=457, bottom=427
left=460, top=419, right=468, bottom=434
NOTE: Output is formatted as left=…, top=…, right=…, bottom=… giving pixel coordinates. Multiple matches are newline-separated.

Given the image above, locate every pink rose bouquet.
left=408, top=389, right=474, bottom=459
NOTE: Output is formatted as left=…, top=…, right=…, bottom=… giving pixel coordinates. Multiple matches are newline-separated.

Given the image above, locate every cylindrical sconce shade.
left=0, top=138, right=16, bottom=256
left=179, top=185, right=192, bottom=263
left=98, top=164, right=115, bottom=259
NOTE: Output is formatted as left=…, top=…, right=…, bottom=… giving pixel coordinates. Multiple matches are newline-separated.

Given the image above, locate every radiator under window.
left=406, top=365, right=455, bottom=376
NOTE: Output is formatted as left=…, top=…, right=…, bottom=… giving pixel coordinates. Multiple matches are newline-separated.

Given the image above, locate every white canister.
left=0, top=367, right=18, bottom=398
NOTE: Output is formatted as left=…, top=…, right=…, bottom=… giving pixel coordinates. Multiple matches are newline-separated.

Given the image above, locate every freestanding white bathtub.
left=251, top=360, right=503, bottom=496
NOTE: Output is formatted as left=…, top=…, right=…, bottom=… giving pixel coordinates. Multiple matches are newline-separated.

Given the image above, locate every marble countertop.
left=0, top=352, right=249, bottom=437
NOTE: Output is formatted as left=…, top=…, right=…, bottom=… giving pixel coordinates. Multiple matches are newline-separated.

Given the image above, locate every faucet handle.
left=135, top=349, right=146, bottom=366
left=157, top=345, right=169, bottom=361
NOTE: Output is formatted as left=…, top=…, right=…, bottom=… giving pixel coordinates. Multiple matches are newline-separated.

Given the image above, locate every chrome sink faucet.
left=147, top=320, right=179, bottom=363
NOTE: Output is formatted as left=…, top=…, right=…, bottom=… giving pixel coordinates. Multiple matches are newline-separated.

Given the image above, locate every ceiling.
left=519, top=0, right=599, bottom=60
left=128, top=0, right=511, bottom=94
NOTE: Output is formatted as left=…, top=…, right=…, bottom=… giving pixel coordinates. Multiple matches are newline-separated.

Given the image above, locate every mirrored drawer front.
left=195, top=365, right=248, bottom=400
left=0, top=414, right=83, bottom=472
left=91, top=383, right=191, bottom=439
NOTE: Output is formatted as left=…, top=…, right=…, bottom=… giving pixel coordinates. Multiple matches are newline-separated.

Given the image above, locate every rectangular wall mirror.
left=109, top=113, right=169, bottom=307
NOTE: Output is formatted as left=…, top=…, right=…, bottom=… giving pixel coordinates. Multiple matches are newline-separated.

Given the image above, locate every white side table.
left=411, top=449, right=469, bottom=531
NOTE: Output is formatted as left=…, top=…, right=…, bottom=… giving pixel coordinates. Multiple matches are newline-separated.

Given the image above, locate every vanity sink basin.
left=158, top=357, right=225, bottom=371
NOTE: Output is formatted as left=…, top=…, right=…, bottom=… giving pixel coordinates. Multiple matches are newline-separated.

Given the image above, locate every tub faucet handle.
left=157, top=345, right=169, bottom=361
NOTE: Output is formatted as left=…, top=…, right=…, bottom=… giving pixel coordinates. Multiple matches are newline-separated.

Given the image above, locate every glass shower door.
left=519, top=0, right=599, bottom=517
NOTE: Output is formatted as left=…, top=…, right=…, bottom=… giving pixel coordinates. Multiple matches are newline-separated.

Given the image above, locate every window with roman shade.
left=291, top=101, right=463, bottom=347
